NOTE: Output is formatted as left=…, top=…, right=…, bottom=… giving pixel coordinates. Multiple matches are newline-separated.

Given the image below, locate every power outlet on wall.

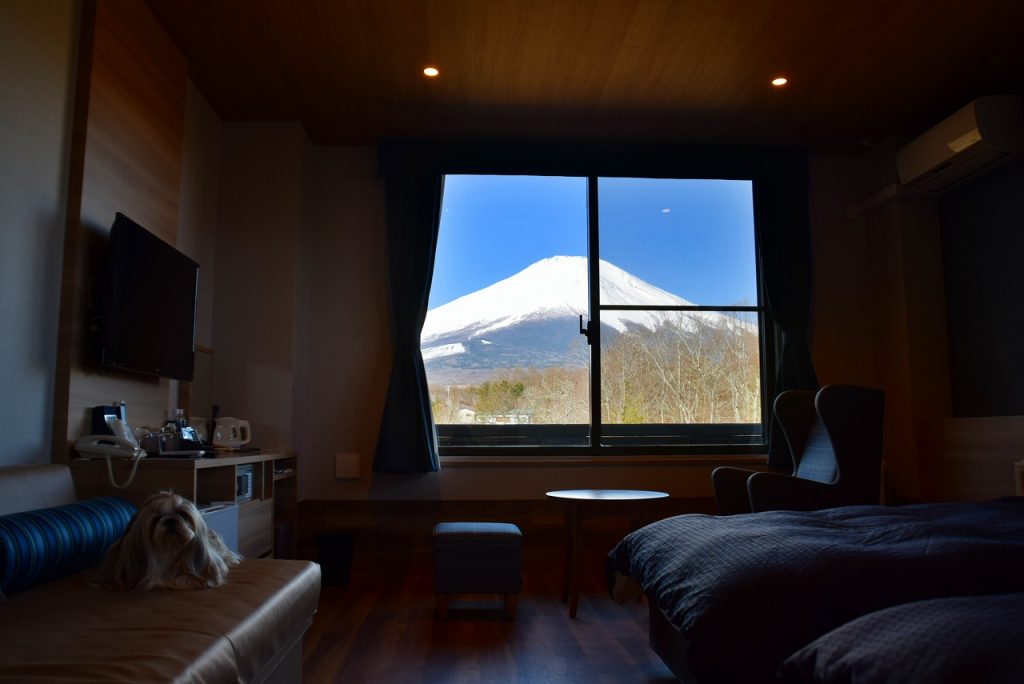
left=335, top=452, right=360, bottom=480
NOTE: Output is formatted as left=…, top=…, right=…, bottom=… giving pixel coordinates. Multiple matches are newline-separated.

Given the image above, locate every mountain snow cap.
left=421, top=255, right=694, bottom=342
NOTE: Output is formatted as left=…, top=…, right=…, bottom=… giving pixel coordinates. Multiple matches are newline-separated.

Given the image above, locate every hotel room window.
left=422, top=175, right=766, bottom=454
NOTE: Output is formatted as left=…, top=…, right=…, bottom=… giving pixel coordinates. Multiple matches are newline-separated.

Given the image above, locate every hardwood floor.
left=303, top=554, right=675, bottom=683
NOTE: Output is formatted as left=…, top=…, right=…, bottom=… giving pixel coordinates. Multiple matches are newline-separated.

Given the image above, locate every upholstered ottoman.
left=433, top=521, right=523, bottom=619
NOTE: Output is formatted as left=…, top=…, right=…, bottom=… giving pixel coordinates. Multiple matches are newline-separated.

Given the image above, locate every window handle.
left=579, top=315, right=591, bottom=345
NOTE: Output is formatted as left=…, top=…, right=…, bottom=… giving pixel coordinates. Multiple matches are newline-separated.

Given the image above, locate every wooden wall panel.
left=918, top=416, right=1024, bottom=501
left=83, top=0, right=185, bottom=238
left=53, top=0, right=187, bottom=460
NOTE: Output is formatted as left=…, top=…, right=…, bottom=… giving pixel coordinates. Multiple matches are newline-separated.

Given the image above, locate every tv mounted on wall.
left=100, top=212, right=198, bottom=381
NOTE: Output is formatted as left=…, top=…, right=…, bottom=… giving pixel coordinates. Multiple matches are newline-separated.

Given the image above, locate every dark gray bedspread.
left=606, top=498, right=1024, bottom=683
left=779, top=592, right=1024, bottom=684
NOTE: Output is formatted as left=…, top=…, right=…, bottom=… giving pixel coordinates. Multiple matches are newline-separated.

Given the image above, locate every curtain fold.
left=756, top=175, right=820, bottom=469
left=373, top=174, right=444, bottom=473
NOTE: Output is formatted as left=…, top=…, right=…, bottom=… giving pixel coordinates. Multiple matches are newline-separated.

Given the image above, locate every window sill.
left=439, top=453, right=769, bottom=467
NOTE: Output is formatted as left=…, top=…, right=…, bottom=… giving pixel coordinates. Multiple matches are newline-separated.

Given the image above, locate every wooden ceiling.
left=147, top=0, right=1024, bottom=150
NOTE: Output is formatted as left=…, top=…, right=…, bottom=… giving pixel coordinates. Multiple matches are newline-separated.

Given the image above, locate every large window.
left=421, top=175, right=767, bottom=453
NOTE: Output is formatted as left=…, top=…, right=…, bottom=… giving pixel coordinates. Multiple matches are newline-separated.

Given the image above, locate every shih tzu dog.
left=100, top=492, right=241, bottom=590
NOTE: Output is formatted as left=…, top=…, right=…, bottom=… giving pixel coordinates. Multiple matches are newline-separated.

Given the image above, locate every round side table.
left=545, top=489, right=669, bottom=618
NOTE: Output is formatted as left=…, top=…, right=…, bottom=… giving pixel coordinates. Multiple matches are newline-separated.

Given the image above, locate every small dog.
left=99, top=492, right=241, bottom=590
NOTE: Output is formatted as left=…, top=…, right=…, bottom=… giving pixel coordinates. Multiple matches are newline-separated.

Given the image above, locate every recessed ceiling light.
left=423, top=66, right=440, bottom=78
left=771, top=76, right=788, bottom=87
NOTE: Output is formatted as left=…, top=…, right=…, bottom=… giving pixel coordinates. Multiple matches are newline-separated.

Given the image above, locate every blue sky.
left=429, top=175, right=757, bottom=309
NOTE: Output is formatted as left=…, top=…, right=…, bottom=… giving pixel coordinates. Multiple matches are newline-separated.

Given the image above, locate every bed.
left=778, top=592, right=1024, bottom=684
left=606, top=497, right=1024, bottom=683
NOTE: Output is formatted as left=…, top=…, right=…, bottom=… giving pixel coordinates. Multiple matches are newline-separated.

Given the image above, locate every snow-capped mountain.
left=422, top=256, right=695, bottom=340
left=420, top=256, right=744, bottom=383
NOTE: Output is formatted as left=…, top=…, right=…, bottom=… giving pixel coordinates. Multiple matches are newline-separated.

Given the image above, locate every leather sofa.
left=0, top=464, right=321, bottom=683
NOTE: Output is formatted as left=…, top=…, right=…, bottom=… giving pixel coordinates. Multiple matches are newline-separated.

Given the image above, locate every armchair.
left=712, top=384, right=884, bottom=514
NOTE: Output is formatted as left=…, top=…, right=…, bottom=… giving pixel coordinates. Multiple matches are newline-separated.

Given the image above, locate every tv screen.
left=101, top=213, right=198, bottom=381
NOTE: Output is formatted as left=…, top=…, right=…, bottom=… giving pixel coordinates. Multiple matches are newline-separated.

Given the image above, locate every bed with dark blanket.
left=606, top=497, right=1024, bottom=683
left=779, top=593, right=1024, bottom=683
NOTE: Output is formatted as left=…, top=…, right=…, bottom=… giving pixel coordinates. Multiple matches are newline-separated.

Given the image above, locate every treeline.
left=429, top=313, right=760, bottom=425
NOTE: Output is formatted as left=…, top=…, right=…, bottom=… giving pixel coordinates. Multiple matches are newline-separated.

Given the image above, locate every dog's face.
left=145, top=492, right=202, bottom=554
left=99, top=492, right=241, bottom=591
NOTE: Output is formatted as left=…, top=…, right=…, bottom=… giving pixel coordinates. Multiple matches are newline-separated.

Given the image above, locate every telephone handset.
left=74, top=435, right=146, bottom=460
left=74, top=419, right=145, bottom=489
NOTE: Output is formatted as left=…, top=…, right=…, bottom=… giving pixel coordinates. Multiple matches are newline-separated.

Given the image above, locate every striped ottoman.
left=433, top=521, right=522, bottom=620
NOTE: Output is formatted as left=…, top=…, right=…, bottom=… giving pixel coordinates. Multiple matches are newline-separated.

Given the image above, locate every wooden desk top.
left=69, top=449, right=294, bottom=470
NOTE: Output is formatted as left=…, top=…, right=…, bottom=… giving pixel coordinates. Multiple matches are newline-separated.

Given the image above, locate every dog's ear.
left=183, top=530, right=230, bottom=588
left=99, top=510, right=151, bottom=590
left=205, top=525, right=242, bottom=566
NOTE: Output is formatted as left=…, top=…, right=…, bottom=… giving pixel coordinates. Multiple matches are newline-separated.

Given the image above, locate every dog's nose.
left=163, top=517, right=179, bottom=529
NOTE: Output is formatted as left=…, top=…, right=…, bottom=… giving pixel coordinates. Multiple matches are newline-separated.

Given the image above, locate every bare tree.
left=430, top=311, right=760, bottom=429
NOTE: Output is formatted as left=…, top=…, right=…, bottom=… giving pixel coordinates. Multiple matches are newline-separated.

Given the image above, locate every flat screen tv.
left=100, top=213, right=198, bottom=381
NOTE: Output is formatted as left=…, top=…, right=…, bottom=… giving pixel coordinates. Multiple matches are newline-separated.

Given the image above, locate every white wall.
left=177, top=81, right=223, bottom=351
left=214, top=133, right=398, bottom=500
left=213, top=123, right=305, bottom=451
left=0, top=0, right=78, bottom=467
left=292, top=145, right=391, bottom=500
left=173, top=82, right=223, bottom=420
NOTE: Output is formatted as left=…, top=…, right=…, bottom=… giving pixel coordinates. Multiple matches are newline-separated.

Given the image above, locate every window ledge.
left=439, top=453, right=769, bottom=467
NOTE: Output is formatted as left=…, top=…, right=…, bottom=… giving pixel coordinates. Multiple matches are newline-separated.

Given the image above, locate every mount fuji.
left=421, top=256, right=739, bottom=385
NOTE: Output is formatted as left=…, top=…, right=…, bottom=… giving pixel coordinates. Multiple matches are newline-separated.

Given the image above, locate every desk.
left=70, top=450, right=297, bottom=559
left=546, top=489, right=668, bottom=618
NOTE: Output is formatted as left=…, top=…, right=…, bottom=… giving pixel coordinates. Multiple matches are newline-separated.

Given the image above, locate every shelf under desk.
left=69, top=450, right=297, bottom=558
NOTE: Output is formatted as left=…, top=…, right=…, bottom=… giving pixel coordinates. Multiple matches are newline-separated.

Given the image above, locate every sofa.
left=0, top=464, right=321, bottom=683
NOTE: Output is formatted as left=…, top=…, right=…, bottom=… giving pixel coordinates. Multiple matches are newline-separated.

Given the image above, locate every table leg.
left=568, top=502, right=582, bottom=619
left=561, top=503, right=571, bottom=603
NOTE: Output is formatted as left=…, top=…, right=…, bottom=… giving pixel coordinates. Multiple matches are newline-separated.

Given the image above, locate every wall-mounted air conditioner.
left=896, top=95, right=1024, bottom=192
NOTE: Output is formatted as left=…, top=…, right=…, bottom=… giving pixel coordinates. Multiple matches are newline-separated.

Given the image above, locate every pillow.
left=0, top=497, right=136, bottom=596
left=779, top=593, right=1024, bottom=684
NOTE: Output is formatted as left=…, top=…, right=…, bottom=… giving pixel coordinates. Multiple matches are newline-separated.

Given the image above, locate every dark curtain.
left=756, top=176, right=820, bottom=469
left=373, top=174, right=444, bottom=473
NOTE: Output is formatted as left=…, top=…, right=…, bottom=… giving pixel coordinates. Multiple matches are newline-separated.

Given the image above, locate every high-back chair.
left=712, top=384, right=885, bottom=514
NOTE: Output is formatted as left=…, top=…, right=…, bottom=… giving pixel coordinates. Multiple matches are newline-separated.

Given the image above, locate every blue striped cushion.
left=0, top=497, right=136, bottom=596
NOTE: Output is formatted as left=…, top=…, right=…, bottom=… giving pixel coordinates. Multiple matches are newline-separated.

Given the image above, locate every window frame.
left=430, top=173, right=775, bottom=457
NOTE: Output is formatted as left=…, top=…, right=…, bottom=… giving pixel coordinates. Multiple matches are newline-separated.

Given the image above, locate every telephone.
left=74, top=435, right=146, bottom=460
left=74, top=420, right=146, bottom=489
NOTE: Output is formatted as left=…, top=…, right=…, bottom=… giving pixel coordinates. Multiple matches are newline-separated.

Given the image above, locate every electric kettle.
left=213, top=417, right=251, bottom=449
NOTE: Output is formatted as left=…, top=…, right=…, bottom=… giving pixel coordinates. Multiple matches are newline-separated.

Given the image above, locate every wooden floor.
left=302, top=554, right=675, bottom=683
